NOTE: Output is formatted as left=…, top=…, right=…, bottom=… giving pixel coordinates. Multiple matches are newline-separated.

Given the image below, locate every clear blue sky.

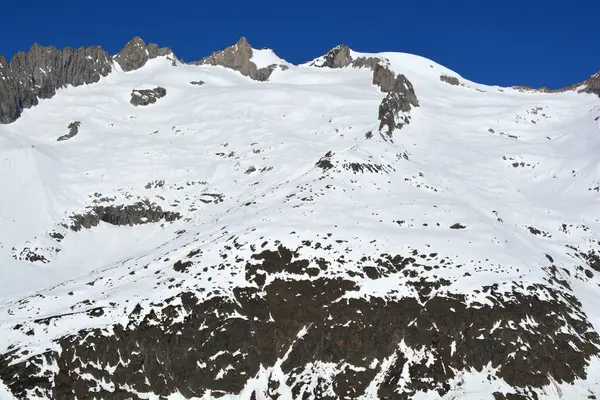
left=2, top=0, right=599, bottom=89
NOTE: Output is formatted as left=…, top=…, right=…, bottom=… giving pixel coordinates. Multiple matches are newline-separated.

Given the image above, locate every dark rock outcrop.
left=0, top=44, right=112, bottom=124
left=378, top=73, right=420, bottom=134
left=114, top=36, right=175, bottom=72
left=310, top=44, right=379, bottom=70
left=130, top=87, right=166, bottom=106
left=581, top=71, right=600, bottom=97
left=372, top=63, right=396, bottom=92
left=190, top=80, right=205, bottom=86
left=311, top=45, right=420, bottom=135
left=189, top=37, right=282, bottom=82
left=0, top=56, right=20, bottom=124
left=312, top=44, right=353, bottom=68
left=69, top=200, right=181, bottom=231
left=440, top=74, right=460, bottom=86
left=57, top=121, right=80, bottom=142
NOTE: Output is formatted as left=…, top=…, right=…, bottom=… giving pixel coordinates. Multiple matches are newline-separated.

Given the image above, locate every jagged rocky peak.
left=313, top=44, right=353, bottom=68
left=582, top=71, right=600, bottom=97
left=0, top=55, right=18, bottom=124
left=190, top=36, right=282, bottom=82
left=114, top=36, right=175, bottom=72
left=0, top=43, right=112, bottom=124
left=310, top=44, right=381, bottom=70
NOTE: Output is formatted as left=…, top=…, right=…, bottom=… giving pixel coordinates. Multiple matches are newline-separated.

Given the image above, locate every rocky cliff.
left=0, top=37, right=175, bottom=124
left=189, top=37, right=284, bottom=82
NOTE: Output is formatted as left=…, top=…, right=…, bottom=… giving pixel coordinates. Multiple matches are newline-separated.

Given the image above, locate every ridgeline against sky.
left=1, top=0, right=599, bottom=89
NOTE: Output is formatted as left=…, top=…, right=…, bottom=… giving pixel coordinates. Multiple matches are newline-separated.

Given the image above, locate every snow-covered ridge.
left=0, top=37, right=599, bottom=399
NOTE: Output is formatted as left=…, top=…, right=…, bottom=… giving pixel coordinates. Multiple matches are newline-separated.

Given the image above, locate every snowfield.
left=0, top=45, right=599, bottom=399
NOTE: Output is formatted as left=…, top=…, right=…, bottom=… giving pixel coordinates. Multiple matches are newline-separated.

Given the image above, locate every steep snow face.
left=0, top=52, right=599, bottom=400
left=250, top=48, right=290, bottom=69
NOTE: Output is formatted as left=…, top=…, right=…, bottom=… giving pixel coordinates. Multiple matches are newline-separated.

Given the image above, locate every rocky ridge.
left=0, top=37, right=174, bottom=124
left=189, top=37, right=286, bottom=82
left=1, top=35, right=600, bottom=400
left=310, top=45, right=420, bottom=134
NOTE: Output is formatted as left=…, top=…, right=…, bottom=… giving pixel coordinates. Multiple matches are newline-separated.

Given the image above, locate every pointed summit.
left=310, top=44, right=352, bottom=68
left=114, top=36, right=175, bottom=72
left=581, top=71, right=600, bottom=97
left=235, top=36, right=251, bottom=49
left=193, top=36, right=254, bottom=72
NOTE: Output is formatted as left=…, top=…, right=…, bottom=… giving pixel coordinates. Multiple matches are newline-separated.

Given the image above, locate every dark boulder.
left=57, top=121, right=81, bottom=142
left=440, top=75, right=460, bottom=86
left=130, top=87, right=167, bottom=106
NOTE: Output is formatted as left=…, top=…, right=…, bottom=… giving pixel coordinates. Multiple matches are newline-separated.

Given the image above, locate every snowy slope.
left=0, top=46, right=599, bottom=400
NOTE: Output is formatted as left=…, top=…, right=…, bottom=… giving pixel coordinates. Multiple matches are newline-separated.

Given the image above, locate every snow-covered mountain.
left=0, top=36, right=600, bottom=399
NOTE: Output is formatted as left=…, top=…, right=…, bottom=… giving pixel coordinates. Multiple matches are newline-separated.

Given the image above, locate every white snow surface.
left=250, top=48, right=289, bottom=69
left=0, top=49, right=599, bottom=399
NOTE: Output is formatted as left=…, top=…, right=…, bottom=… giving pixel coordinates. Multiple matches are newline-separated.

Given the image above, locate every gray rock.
left=311, top=45, right=353, bottom=68
left=0, top=43, right=112, bottom=124
left=69, top=200, right=181, bottom=231
left=0, top=55, right=20, bottom=124
left=351, top=56, right=380, bottom=69
left=378, top=74, right=419, bottom=134
left=57, top=121, right=81, bottom=141
left=440, top=75, right=460, bottom=86
left=189, top=37, right=279, bottom=82
left=372, top=64, right=396, bottom=92
left=311, top=45, right=380, bottom=70
left=581, top=71, right=600, bottom=97
left=130, top=87, right=167, bottom=106
left=114, top=37, right=175, bottom=72
left=190, top=80, right=205, bottom=86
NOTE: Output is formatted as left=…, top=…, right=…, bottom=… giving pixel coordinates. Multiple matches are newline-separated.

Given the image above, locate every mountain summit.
left=0, top=36, right=600, bottom=400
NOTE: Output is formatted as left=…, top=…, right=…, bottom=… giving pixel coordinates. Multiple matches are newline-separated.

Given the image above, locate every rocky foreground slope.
left=0, top=37, right=600, bottom=399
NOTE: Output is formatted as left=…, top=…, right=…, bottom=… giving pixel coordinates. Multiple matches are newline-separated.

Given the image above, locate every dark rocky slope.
left=1, top=242, right=598, bottom=399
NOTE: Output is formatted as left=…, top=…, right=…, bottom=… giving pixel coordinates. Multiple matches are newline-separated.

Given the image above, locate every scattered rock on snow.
left=57, top=121, right=81, bottom=141
left=69, top=200, right=181, bottom=231
left=130, top=87, right=167, bottom=106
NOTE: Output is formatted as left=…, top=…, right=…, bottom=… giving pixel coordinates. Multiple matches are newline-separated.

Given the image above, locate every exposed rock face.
left=312, top=44, right=353, bottom=68
left=190, top=80, right=205, bottom=86
left=57, top=121, right=80, bottom=142
left=1, top=242, right=598, bottom=399
left=189, top=37, right=280, bottom=82
left=582, top=71, right=600, bottom=97
left=372, top=63, right=396, bottom=92
left=440, top=74, right=460, bottom=86
left=114, top=36, right=175, bottom=72
left=0, top=56, right=20, bottom=124
left=373, top=66, right=419, bottom=134
left=310, top=44, right=382, bottom=70
left=130, top=87, right=167, bottom=106
left=0, top=44, right=112, bottom=124
left=311, top=45, right=420, bottom=135
left=68, top=200, right=181, bottom=231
